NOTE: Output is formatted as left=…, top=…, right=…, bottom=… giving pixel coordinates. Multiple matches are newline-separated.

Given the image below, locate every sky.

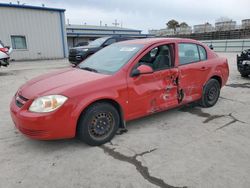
left=1, top=0, right=249, bottom=33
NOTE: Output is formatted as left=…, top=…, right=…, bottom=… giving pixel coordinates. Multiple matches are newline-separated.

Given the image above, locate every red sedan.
left=10, top=38, right=229, bottom=146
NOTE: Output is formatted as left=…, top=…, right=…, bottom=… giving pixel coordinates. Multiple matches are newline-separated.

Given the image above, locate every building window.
left=11, top=36, right=27, bottom=49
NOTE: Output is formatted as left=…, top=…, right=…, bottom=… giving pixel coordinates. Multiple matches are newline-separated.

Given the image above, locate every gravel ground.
left=0, top=54, right=250, bottom=188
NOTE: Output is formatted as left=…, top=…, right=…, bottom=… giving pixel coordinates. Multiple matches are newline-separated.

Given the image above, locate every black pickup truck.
left=237, top=49, right=250, bottom=77
left=68, top=36, right=133, bottom=65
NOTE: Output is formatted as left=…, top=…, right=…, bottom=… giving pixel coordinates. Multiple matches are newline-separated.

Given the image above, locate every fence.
left=201, top=39, right=250, bottom=52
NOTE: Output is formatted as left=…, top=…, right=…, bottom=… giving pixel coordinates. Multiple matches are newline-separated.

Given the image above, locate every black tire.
left=241, top=73, right=249, bottom=78
left=77, top=102, right=120, bottom=146
left=200, top=79, right=220, bottom=108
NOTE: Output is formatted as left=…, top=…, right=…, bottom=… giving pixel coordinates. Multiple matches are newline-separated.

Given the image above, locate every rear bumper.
left=10, top=96, right=76, bottom=140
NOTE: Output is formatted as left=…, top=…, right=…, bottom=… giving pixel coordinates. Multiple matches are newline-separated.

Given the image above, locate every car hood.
left=18, top=68, right=109, bottom=99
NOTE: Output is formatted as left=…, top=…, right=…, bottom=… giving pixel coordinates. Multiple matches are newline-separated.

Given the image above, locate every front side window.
left=11, top=36, right=27, bottom=49
left=137, top=44, right=174, bottom=71
left=178, top=43, right=199, bottom=65
left=79, top=43, right=144, bottom=74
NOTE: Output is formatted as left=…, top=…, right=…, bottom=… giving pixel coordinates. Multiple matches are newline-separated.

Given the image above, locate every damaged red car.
left=10, top=38, right=229, bottom=146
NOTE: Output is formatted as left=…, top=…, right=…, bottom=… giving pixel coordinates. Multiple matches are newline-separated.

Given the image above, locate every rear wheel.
left=200, top=79, right=220, bottom=108
left=77, top=102, right=120, bottom=146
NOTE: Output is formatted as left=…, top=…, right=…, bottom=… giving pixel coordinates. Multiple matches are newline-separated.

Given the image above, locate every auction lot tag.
left=120, top=47, right=137, bottom=52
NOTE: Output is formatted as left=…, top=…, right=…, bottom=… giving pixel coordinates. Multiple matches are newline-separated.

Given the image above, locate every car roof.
left=120, top=37, right=204, bottom=46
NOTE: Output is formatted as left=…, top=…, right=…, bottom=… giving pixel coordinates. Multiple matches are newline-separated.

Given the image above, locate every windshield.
left=88, top=37, right=109, bottom=47
left=79, top=43, right=144, bottom=74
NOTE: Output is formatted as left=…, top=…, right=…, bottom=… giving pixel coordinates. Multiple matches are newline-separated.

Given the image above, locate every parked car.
left=0, top=40, right=12, bottom=67
left=75, top=41, right=89, bottom=47
left=237, top=49, right=250, bottom=77
left=10, top=38, right=229, bottom=146
left=68, top=36, right=133, bottom=65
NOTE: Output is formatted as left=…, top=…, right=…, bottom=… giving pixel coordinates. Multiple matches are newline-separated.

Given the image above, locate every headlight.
left=242, top=60, right=250, bottom=65
left=29, top=95, right=68, bottom=113
left=82, top=49, right=88, bottom=52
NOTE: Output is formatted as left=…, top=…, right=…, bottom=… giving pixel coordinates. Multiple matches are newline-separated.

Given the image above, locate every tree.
left=166, top=19, right=179, bottom=33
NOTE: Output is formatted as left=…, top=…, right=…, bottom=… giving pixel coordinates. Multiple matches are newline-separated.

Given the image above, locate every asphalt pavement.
left=0, top=53, right=250, bottom=188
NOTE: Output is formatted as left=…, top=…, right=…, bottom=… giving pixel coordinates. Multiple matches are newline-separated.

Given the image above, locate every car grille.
left=69, top=49, right=78, bottom=56
left=15, top=93, right=29, bottom=108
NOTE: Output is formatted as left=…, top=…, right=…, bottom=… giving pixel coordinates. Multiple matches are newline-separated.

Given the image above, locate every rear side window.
left=198, top=45, right=207, bottom=61
left=178, top=43, right=199, bottom=65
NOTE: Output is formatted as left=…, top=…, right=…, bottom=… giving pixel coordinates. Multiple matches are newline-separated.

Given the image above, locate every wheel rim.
left=88, top=112, right=114, bottom=140
left=207, top=85, right=219, bottom=103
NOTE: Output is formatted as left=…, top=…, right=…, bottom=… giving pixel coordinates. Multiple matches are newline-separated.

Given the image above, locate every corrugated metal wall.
left=0, top=7, right=67, bottom=60
left=201, top=39, right=250, bottom=52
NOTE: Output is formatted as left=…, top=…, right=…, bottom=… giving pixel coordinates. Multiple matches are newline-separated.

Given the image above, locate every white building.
left=176, top=26, right=192, bottom=35
left=0, top=3, right=68, bottom=61
left=193, top=23, right=214, bottom=33
left=242, top=19, right=250, bottom=29
left=215, top=20, right=236, bottom=31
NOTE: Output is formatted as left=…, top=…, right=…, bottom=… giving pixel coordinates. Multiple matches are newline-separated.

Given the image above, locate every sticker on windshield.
left=120, top=47, right=137, bottom=52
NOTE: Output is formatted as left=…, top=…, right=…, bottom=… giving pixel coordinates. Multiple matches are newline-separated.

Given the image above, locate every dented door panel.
left=127, top=72, right=162, bottom=119
left=157, top=68, right=179, bottom=110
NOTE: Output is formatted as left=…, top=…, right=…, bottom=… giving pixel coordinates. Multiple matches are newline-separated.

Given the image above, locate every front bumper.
left=237, top=63, right=250, bottom=75
left=237, top=56, right=250, bottom=75
left=68, top=55, right=84, bottom=64
left=10, top=96, right=76, bottom=140
left=68, top=52, right=89, bottom=65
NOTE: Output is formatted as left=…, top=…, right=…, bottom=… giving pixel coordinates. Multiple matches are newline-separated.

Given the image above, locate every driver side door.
left=126, top=43, right=179, bottom=120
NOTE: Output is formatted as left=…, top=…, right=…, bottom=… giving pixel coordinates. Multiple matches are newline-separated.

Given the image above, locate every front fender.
left=70, top=90, right=128, bottom=132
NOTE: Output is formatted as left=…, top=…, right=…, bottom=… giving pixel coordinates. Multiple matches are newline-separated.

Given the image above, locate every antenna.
left=100, top=20, right=102, bottom=26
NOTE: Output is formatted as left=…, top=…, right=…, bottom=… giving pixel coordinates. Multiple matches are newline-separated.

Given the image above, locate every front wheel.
left=200, top=79, right=220, bottom=108
left=241, top=72, right=249, bottom=78
left=77, top=102, right=120, bottom=146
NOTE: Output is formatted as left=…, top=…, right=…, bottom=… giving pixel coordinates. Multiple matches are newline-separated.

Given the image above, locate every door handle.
left=200, top=66, right=208, bottom=71
left=165, top=86, right=172, bottom=91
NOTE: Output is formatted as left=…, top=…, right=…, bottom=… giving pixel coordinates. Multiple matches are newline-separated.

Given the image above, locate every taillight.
left=0, top=48, right=9, bottom=53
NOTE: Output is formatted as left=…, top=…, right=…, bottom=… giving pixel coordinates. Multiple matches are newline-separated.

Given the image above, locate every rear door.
left=177, top=43, right=210, bottom=103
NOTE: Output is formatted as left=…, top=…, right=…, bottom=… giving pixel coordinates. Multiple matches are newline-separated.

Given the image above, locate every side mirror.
left=209, top=44, right=214, bottom=50
left=131, top=64, right=153, bottom=77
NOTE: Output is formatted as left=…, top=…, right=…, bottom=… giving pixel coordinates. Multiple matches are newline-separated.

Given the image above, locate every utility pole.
left=112, top=19, right=119, bottom=27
